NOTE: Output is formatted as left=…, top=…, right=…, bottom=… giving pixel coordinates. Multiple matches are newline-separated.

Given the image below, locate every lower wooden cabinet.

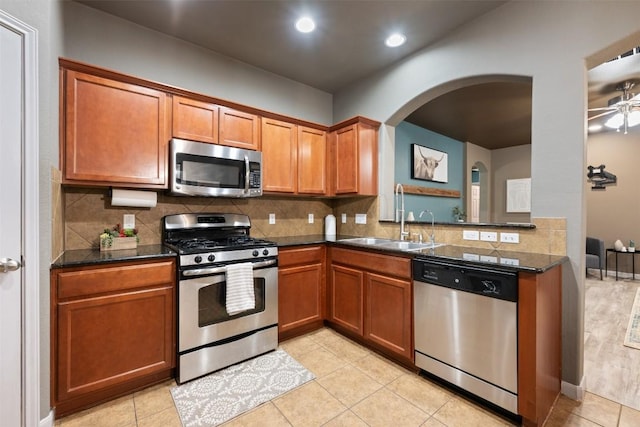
left=364, top=272, right=412, bottom=359
left=328, top=247, right=413, bottom=363
left=278, top=245, right=325, bottom=340
left=50, top=258, right=176, bottom=417
left=518, top=266, right=562, bottom=427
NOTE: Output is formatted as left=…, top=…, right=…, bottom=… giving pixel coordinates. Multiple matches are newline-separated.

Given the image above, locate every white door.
left=0, top=16, right=25, bottom=426
left=471, top=184, right=480, bottom=223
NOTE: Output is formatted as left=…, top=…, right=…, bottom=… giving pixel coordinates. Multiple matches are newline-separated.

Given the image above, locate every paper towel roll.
left=325, top=214, right=336, bottom=239
left=111, top=189, right=157, bottom=208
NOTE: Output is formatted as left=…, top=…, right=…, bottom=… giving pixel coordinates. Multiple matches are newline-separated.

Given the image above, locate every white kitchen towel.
left=225, top=262, right=255, bottom=315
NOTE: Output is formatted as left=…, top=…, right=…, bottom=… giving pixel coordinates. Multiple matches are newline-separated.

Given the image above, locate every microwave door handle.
left=244, top=155, right=250, bottom=194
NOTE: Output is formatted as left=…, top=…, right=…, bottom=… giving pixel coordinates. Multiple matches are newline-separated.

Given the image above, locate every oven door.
left=178, top=261, right=277, bottom=353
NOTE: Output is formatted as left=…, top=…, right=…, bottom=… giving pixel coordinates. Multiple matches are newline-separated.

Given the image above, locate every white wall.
left=333, top=0, right=640, bottom=389
left=492, top=145, right=532, bottom=223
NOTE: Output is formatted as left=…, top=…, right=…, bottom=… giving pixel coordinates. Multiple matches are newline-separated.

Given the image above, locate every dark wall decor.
left=587, top=164, right=617, bottom=190
left=411, top=144, right=448, bottom=183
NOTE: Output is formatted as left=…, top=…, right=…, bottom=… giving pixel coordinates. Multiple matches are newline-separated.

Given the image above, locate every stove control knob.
left=252, top=250, right=259, bottom=257
left=262, top=249, right=269, bottom=256
left=208, top=254, right=215, bottom=262
left=194, top=255, right=202, bottom=264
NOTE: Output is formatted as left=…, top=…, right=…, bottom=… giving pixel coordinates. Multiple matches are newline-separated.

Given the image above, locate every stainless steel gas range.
left=162, top=213, right=278, bottom=384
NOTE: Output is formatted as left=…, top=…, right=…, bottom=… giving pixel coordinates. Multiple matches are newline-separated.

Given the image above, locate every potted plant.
left=630, top=240, right=636, bottom=253
left=452, top=206, right=466, bottom=222
left=100, top=224, right=139, bottom=251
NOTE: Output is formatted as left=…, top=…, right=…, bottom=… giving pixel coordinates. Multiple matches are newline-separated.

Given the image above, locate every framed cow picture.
left=411, top=144, right=448, bottom=183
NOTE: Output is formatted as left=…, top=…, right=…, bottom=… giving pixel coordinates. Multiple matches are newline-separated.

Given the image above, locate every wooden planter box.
left=100, top=237, right=138, bottom=251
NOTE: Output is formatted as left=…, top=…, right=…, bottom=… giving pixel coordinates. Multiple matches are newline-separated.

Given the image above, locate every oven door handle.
left=182, top=259, right=277, bottom=277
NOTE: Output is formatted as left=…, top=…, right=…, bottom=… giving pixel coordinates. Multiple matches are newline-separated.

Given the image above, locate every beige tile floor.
left=55, top=327, right=640, bottom=427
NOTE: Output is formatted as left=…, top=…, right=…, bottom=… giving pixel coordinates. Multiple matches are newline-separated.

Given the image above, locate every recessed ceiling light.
left=295, top=16, right=315, bottom=33
left=385, top=33, right=406, bottom=48
left=588, top=124, right=603, bottom=132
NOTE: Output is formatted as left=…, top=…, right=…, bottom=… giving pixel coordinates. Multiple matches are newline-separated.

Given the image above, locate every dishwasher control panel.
left=413, top=258, right=518, bottom=302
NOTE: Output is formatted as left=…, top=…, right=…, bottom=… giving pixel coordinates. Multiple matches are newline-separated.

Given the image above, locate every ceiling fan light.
left=628, top=110, right=640, bottom=127
left=604, top=113, right=624, bottom=129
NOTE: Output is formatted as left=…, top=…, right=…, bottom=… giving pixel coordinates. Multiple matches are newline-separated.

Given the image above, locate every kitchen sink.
left=377, top=241, right=445, bottom=251
left=338, top=237, right=445, bottom=252
left=338, top=237, right=394, bottom=246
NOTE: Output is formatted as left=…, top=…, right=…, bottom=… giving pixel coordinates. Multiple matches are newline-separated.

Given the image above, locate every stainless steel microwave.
left=169, top=138, right=262, bottom=198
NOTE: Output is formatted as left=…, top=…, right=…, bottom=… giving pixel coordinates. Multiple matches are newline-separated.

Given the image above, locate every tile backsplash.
left=63, top=188, right=334, bottom=250
left=60, top=188, right=566, bottom=256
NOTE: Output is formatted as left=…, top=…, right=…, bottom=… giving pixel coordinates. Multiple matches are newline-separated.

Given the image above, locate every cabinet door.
left=56, top=285, right=174, bottom=402
left=329, top=264, right=364, bottom=335
left=333, top=124, right=359, bottom=194
left=364, top=273, right=412, bottom=360
left=279, top=263, right=323, bottom=333
left=262, top=118, right=297, bottom=193
left=219, top=106, right=260, bottom=150
left=172, top=96, right=219, bottom=144
left=64, top=70, right=169, bottom=187
left=298, top=126, right=327, bottom=195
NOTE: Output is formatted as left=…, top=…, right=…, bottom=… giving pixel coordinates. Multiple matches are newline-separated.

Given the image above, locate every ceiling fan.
left=588, top=81, right=640, bottom=134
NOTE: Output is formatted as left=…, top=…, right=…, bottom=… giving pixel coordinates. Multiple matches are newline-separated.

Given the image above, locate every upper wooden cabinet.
left=62, top=70, right=170, bottom=188
left=219, top=106, right=260, bottom=150
left=60, top=60, right=377, bottom=195
left=329, top=118, right=379, bottom=196
left=262, top=118, right=297, bottom=193
left=262, top=117, right=327, bottom=195
left=172, top=96, right=219, bottom=144
left=298, top=126, right=327, bottom=194
left=172, top=96, right=260, bottom=150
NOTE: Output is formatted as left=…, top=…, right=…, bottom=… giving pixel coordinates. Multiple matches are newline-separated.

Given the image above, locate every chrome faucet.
left=419, top=209, right=436, bottom=246
left=395, top=183, right=408, bottom=241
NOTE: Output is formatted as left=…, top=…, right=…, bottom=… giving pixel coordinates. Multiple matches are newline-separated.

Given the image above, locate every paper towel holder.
left=110, top=188, right=158, bottom=208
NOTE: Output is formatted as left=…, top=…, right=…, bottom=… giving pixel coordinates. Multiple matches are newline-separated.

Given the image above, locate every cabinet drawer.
left=279, top=245, right=325, bottom=267
left=57, top=260, right=175, bottom=300
left=330, top=247, right=410, bottom=279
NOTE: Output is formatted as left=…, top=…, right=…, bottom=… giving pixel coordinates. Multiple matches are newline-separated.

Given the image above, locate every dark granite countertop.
left=272, top=235, right=567, bottom=273
left=51, top=244, right=176, bottom=269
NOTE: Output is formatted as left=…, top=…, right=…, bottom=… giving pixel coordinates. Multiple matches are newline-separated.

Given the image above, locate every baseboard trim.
left=40, top=409, right=54, bottom=427
left=561, top=376, right=586, bottom=401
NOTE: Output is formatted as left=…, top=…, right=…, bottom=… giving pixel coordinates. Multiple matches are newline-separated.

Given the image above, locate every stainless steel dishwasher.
left=413, top=257, right=518, bottom=414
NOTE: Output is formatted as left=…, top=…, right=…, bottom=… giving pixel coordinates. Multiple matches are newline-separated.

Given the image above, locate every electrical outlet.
left=500, top=232, right=520, bottom=243
left=480, top=231, right=497, bottom=242
left=355, top=214, right=367, bottom=224
left=308, top=213, right=314, bottom=224
left=500, top=257, right=520, bottom=266
left=463, top=230, right=479, bottom=240
left=123, top=214, right=135, bottom=230
left=269, top=213, right=276, bottom=224
left=463, top=253, right=480, bottom=261
left=480, top=255, right=498, bottom=263
left=341, top=213, right=347, bottom=223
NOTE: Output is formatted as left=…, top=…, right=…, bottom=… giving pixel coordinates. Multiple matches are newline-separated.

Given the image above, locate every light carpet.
left=624, top=288, right=640, bottom=350
left=170, top=349, right=315, bottom=426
